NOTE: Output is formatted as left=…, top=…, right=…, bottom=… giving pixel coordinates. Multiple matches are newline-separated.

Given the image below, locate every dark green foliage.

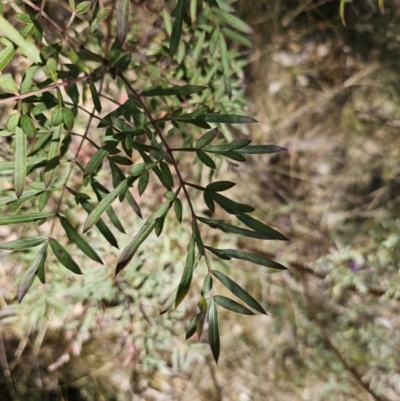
left=0, top=0, right=287, bottom=363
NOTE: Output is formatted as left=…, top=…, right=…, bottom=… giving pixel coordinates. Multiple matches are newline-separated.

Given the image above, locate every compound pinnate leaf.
left=236, top=145, right=286, bottom=155
left=196, top=113, right=257, bottom=124
left=0, top=236, right=47, bottom=250
left=60, top=217, right=103, bottom=264
left=196, top=127, right=218, bottom=148
left=208, top=247, right=286, bottom=271
left=211, top=269, right=267, bottom=314
left=0, top=212, right=53, bottom=226
left=18, top=243, right=48, bottom=302
left=196, top=150, right=216, bottom=169
left=206, top=181, right=236, bottom=192
left=83, top=177, right=134, bottom=233
left=49, top=238, right=82, bottom=275
left=214, top=295, right=255, bottom=315
left=14, top=127, right=26, bottom=198
left=117, top=0, right=130, bottom=44
left=208, top=299, right=220, bottom=363
left=175, top=236, right=195, bottom=308
left=142, top=85, right=205, bottom=97
left=116, top=220, right=156, bottom=275
left=236, top=214, right=289, bottom=241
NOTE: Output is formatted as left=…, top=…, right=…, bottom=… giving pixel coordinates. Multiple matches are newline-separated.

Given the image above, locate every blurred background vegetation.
left=1, top=0, right=400, bottom=400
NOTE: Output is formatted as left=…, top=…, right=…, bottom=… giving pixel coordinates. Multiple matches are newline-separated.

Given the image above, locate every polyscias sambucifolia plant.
left=0, top=0, right=288, bottom=362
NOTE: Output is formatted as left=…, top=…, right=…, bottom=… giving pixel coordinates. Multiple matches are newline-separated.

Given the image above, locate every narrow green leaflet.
left=138, top=170, right=149, bottom=196
left=208, top=299, right=220, bottom=363
left=0, top=213, right=53, bottom=226
left=18, top=243, right=48, bottom=302
left=210, top=29, right=219, bottom=56
left=170, top=15, right=182, bottom=57
left=76, top=1, right=90, bottom=13
left=14, top=127, right=26, bottom=198
left=221, top=27, right=252, bottom=47
left=142, top=85, right=205, bottom=97
left=196, top=114, right=257, bottom=124
left=174, top=198, right=183, bottom=223
left=219, top=34, right=231, bottom=97
left=117, top=0, right=130, bottom=44
left=116, top=220, right=156, bottom=275
left=49, top=238, right=82, bottom=274
left=0, top=42, right=16, bottom=72
left=160, top=162, right=174, bottom=188
left=0, top=15, right=41, bottom=63
left=211, top=7, right=253, bottom=33
left=80, top=199, right=119, bottom=248
left=62, top=108, right=75, bottom=130
left=185, top=315, right=196, bottom=339
left=175, top=236, right=195, bottom=307
left=196, top=298, right=208, bottom=339
left=206, top=181, right=236, bottom=192
left=203, top=192, right=215, bottom=213
left=236, top=145, right=286, bottom=155
left=210, top=192, right=254, bottom=214
left=91, top=180, right=126, bottom=233
left=11, top=190, right=43, bottom=212
left=201, top=273, right=213, bottom=297
left=60, top=217, right=103, bottom=264
left=44, top=124, right=63, bottom=187
left=89, top=80, right=102, bottom=113
left=196, top=150, right=216, bottom=169
left=214, top=295, right=255, bottom=315
left=19, top=114, right=36, bottom=138
left=84, top=140, right=118, bottom=177
left=237, top=214, right=289, bottom=241
left=211, top=269, right=267, bottom=314
left=83, top=177, right=134, bottom=233
left=196, top=127, right=218, bottom=148
left=51, top=106, right=63, bottom=126
left=37, top=248, right=47, bottom=284
left=0, top=236, right=47, bottom=251
left=208, top=247, right=286, bottom=271
left=160, top=286, right=178, bottom=315
left=128, top=162, right=157, bottom=176
left=203, top=140, right=251, bottom=152
left=202, top=218, right=277, bottom=241
left=0, top=73, right=18, bottom=93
